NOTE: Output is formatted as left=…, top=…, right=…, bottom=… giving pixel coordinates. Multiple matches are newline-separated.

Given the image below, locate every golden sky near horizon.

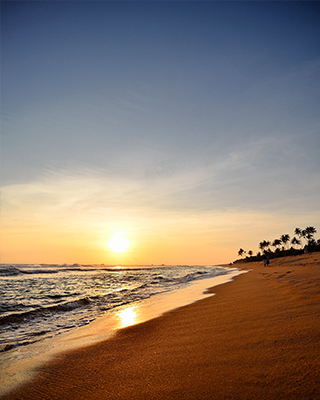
left=2, top=174, right=318, bottom=265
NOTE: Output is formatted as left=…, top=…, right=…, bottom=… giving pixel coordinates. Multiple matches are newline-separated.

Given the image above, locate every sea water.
left=0, top=263, right=238, bottom=353
left=0, top=263, right=244, bottom=395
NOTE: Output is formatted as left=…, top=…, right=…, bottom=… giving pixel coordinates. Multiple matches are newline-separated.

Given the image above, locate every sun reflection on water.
left=117, top=306, right=137, bottom=328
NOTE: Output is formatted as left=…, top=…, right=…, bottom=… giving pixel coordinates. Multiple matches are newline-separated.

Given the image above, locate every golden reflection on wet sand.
left=116, top=306, right=137, bottom=328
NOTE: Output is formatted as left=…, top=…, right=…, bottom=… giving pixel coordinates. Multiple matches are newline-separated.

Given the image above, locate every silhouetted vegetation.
left=234, top=226, right=320, bottom=264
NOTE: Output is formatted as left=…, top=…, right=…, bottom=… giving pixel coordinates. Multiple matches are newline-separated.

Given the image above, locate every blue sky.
left=1, top=2, right=320, bottom=264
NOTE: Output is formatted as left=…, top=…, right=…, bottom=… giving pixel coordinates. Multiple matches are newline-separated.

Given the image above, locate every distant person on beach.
left=304, top=244, right=309, bottom=253
left=262, top=254, right=268, bottom=266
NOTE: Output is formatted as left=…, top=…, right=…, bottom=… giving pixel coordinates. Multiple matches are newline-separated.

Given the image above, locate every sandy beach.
left=3, top=252, right=320, bottom=400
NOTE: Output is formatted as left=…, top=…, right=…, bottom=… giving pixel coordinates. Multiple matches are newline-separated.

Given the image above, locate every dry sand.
left=3, top=253, right=320, bottom=399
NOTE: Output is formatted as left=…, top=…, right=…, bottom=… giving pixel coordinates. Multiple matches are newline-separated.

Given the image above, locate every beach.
left=3, top=252, right=320, bottom=400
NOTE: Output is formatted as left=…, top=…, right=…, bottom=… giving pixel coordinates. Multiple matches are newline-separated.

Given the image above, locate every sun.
left=107, top=236, right=130, bottom=253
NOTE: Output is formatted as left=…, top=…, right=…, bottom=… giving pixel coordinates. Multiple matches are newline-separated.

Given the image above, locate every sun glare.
left=107, top=236, right=130, bottom=253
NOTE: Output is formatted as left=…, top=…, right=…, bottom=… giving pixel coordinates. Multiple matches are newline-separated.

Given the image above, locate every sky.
left=1, top=1, right=320, bottom=265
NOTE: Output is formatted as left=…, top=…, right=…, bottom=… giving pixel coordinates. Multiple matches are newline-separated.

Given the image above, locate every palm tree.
left=272, top=239, right=282, bottom=251
left=301, top=229, right=307, bottom=243
left=259, top=240, right=270, bottom=253
left=301, top=226, right=317, bottom=247
left=248, top=250, right=253, bottom=257
left=291, top=237, right=301, bottom=249
left=294, top=228, right=303, bottom=244
left=280, top=234, right=290, bottom=249
left=305, top=226, right=317, bottom=240
left=238, top=248, right=245, bottom=258
left=294, top=227, right=302, bottom=237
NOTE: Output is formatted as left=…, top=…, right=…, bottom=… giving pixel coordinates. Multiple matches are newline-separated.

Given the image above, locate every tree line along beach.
left=236, top=226, right=319, bottom=263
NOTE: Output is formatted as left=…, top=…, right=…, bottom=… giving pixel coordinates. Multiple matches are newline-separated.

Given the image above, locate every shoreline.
left=0, top=268, right=243, bottom=397
left=2, top=253, right=320, bottom=399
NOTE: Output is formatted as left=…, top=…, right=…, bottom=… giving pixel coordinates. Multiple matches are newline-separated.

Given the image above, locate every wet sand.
left=3, top=253, right=320, bottom=399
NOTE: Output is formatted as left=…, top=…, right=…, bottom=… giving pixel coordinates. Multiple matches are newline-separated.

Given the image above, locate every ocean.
left=0, top=263, right=244, bottom=395
left=0, top=263, right=238, bottom=353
